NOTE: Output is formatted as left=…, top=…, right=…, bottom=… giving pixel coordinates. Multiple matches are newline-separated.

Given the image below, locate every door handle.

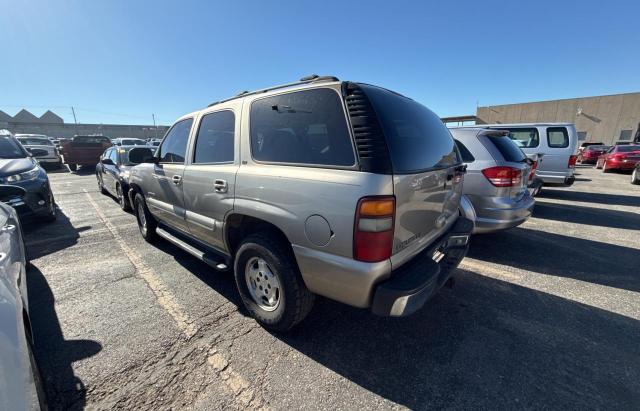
left=172, top=175, right=182, bottom=185
left=214, top=179, right=228, bottom=193
left=1, top=224, right=16, bottom=233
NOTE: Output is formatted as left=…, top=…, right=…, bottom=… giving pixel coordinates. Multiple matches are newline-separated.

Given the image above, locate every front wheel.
left=632, top=168, right=640, bottom=185
left=234, top=233, right=314, bottom=332
left=134, top=193, right=157, bottom=242
left=602, top=161, right=611, bottom=173
left=116, top=183, right=130, bottom=211
left=97, top=174, right=107, bottom=194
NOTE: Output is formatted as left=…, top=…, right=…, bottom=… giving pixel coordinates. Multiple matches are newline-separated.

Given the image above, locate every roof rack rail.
left=207, top=75, right=339, bottom=107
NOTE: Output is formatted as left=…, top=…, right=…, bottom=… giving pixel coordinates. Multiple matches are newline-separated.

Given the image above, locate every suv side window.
left=547, top=127, right=569, bottom=148
left=159, top=118, right=193, bottom=163
left=503, top=128, right=539, bottom=148
left=193, top=111, right=235, bottom=163
left=250, top=88, right=355, bottom=167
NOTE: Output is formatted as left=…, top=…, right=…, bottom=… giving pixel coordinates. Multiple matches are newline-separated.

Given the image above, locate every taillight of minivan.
left=354, top=196, right=395, bottom=262
left=482, top=166, right=522, bottom=187
left=568, top=155, right=578, bottom=168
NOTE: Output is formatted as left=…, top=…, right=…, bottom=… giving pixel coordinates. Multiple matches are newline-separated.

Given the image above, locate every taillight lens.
left=481, top=166, right=522, bottom=187
left=354, top=196, right=395, bottom=262
left=528, top=160, right=538, bottom=181
left=568, top=155, right=578, bottom=168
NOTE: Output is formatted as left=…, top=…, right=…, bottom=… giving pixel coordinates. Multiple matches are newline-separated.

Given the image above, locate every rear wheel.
left=632, top=168, right=640, bottom=185
left=134, top=193, right=157, bottom=242
left=68, top=163, right=77, bottom=172
left=602, top=161, right=611, bottom=173
left=234, top=233, right=314, bottom=332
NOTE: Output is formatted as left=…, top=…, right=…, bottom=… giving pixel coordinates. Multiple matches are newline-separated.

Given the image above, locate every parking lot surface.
left=26, top=165, right=640, bottom=410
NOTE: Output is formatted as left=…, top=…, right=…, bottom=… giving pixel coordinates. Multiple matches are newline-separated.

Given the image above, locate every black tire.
left=68, top=163, right=77, bottom=172
left=41, top=193, right=56, bottom=223
left=134, top=193, right=157, bottom=242
left=97, top=174, right=107, bottom=194
left=234, top=233, right=314, bottom=332
left=602, top=161, right=611, bottom=173
left=26, top=332, right=48, bottom=411
left=116, top=183, right=130, bottom=211
left=632, top=168, right=640, bottom=185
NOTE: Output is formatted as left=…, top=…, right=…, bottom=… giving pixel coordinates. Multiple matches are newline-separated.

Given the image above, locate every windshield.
left=122, top=146, right=153, bottom=165
left=361, top=84, right=459, bottom=173
left=122, top=139, right=147, bottom=145
left=18, top=137, right=53, bottom=146
left=0, top=136, right=28, bottom=158
left=617, top=145, right=640, bottom=152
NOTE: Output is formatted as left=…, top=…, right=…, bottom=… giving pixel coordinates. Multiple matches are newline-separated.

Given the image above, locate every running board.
left=156, top=227, right=229, bottom=271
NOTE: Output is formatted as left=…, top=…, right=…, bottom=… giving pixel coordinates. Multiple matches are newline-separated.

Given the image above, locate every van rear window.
left=487, top=135, right=526, bottom=163
left=360, top=84, right=458, bottom=173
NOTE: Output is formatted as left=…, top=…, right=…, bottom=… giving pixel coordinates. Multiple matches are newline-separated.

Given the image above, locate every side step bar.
left=156, top=227, right=229, bottom=271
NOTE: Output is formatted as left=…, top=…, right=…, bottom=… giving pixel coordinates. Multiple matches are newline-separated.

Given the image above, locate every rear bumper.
left=370, top=218, right=473, bottom=317
left=607, top=160, right=639, bottom=170
left=470, top=192, right=535, bottom=234
left=536, top=170, right=575, bottom=185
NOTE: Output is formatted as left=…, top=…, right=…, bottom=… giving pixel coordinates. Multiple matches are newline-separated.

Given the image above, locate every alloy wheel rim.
left=244, top=257, right=281, bottom=311
left=137, top=202, right=147, bottom=233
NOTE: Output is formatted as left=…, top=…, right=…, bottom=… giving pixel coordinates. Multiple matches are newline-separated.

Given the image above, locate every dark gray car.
left=450, top=128, right=535, bottom=233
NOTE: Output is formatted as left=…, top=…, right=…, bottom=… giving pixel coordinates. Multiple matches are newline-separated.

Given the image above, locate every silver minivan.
left=462, top=123, right=578, bottom=185
left=450, top=128, right=535, bottom=233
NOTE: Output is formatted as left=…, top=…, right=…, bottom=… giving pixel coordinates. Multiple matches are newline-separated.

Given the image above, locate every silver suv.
left=127, top=76, right=472, bottom=330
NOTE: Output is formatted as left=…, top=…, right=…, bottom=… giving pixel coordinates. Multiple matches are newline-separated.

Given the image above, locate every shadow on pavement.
left=467, top=227, right=640, bottom=293
left=22, top=209, right=88, bottom=260
left=539, top=189, right=640, bottom=207
left=278, top=271, right=640, bottom=409
left=27, top=265, right=102, bottom=410
left=533, top=201, right=640, bottom=230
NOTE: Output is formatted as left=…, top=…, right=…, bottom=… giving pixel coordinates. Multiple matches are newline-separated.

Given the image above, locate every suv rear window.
left=547, top=127, right=569, bottom=148
left=486, top=135, right=527, bottom=163
left=361, top=84, right=458, bottom=173
left=250, top=88, right=355, bottom=167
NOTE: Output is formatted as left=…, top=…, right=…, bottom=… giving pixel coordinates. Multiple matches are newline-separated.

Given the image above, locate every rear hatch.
left=358, top=84, right=463, bottom=268
left=480, top=132, right=531, bottom=200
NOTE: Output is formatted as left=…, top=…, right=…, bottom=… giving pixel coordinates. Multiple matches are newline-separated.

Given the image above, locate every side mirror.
left=101, top=158, right=115, bottom=166
left=128, top=147, right=156, bottom=164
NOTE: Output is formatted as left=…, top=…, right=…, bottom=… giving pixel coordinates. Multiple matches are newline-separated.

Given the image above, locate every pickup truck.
left=61, top=135, right=112, bottom=171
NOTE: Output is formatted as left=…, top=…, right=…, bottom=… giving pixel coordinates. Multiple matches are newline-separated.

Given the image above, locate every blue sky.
left=1, top=0, right=639, bottom=125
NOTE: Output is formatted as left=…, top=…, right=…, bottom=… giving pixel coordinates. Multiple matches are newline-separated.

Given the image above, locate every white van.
left=465, top=123, right=578, bottom=185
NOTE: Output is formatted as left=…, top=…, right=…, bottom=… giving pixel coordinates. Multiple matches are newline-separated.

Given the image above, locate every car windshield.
left=617, top=145, right=640, bottom=152
left=0, top=136, right=28, bottom=158
left=18, top=137, right=53, bottom=146
left=122, top=139, right=146, bottom=145
left=587, top=145, right=609, bottom=151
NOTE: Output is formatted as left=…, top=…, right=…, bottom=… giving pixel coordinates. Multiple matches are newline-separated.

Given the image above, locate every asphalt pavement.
left=25, top=165, right=640, bottom=410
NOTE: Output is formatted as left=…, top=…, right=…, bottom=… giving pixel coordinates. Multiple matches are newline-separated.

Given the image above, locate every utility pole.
left=152, top=113, right=158, bottom=139
left=71, top=106, right=79, bottom=135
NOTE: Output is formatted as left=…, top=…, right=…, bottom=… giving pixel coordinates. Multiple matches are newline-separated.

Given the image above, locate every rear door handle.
left=1, top=224, right=16, bottom=233
left=214, top=179, right=228, bottom=193
left=172, top=175, right=182, bottom=185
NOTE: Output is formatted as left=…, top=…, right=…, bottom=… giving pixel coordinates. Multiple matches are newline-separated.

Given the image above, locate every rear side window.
left=503, top=128, right=539, bottom=148
left=194, top=111, right=235, bottom=163
left=362, top=84, right=458, bottom=173
left=159, top=118, right=193, bottom=163
left=547, top=127, right=569, bottom=148
left=487, top=135, right=527, bottom=163
left=250, top=88, right=355, bottom=167
left=454, top=139, right=475, bottom=162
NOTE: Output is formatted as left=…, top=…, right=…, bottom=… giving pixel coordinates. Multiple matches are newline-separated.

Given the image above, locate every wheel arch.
left=225, top=213, right=292, bottom=257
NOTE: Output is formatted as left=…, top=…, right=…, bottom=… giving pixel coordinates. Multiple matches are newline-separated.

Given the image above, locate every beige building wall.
left=476, top=92, right=640, bottom=145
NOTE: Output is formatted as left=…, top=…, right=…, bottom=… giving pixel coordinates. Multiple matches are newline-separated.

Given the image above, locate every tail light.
left=481, top=166, right=522, bottom=187
left=568, top=155, right=578, bottom=168
left=528, top=160, right=538, bottom=181
left=354, top=196, right=395, bottom=262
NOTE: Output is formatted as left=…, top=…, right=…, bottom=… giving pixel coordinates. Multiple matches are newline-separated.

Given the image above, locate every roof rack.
left=207, top=74, right=339, bottom=107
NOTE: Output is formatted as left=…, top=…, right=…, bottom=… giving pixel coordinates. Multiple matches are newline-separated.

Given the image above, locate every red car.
left=595, top=144, right=640, bottom=172
left=579, top=144, right=610, bottom=164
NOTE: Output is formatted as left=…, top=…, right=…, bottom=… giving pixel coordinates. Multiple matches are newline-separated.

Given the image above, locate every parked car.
left=631, top=162, right=640, bottom=185
left=61, top=135, right=112, bottom=171
left=0, top=193, right=46, bottom=410
left=595, top=144, right=640, bottom=172
left=577, top=141, right=604, bottom=155
left=112, top=138, right=147, bottom=146
left=0, top=131, right=56, bottom=222
left=462, top=123, right=578, bottom=186
left=450, top=128, right=535, bottom=233
left=96, top=145, right=154, bottom=210
left=15, top=134, right=62, bottom=169
left=578, top=144, right=611, bottom=164
left=146, top=138, right=161, bottom=147
left=127, top=76, right=472, bottom=331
